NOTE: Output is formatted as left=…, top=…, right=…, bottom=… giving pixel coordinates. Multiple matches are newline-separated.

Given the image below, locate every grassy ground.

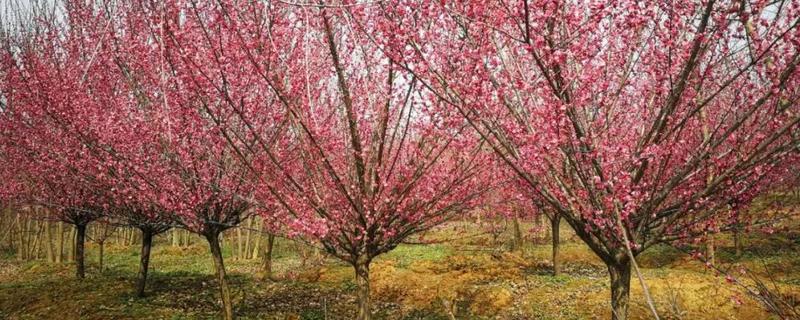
left=1, top=221, right=799, bottom=319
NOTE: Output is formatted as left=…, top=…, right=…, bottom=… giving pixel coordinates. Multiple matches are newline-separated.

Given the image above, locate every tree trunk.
left=551, top=215, right=561, bottom=276
left=734, top=228, right=743, bottom=257
left=2, top=211, right=17, bottom=253
left=354, top=261, right=371, bottom=320
left=56, top=222, right=64, bottom=263
left=172, top=229, right=180, bottom=247
left=608, top=260, right=632, bottom=320
left=707, top=234, right=716, bottom=266
left=13, top=217, right=21, bottom=261
left=29, top=220, right=40, bottom=260
left=260, top=233, right=275, bottom=281
left=245, top=218, right=254, bottom=259
left=22, top=218, right=31, bottom=260
left=75, top=224, right=87, bottom=279
left=206, top=232, right=234, bottom=320
left=45, top=221, right=54, bottom=263
left=69, top=226, right=77, bottom=261
left=511, top=217, right=523, bottom=252
left=252, top=228, right=261, bottom=260
left=30, top=220, right=42, bottom=260
left=98, top=241, right=105, bottom=271
left=136, top=229, right=154, bottom=297
left=132, top=230, right=139, bottom=246
left=541, top=214, right=550, bottom=244
left=236, top=227, right=243, bottom=260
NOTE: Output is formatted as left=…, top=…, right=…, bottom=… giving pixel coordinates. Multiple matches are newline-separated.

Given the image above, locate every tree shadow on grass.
left=126, top=270, right=400, bottom=319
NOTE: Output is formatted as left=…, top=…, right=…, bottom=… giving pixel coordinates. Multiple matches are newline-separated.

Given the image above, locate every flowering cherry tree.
left=0, top=2, right=255, bottom=308
left=370, top=0, right=800, bottom=319
left=147, top=2, right=493, bottom=319
left=0, top=5, right=115, bottom=279
left=6, top=1, right=799, bottom=319
left=0, top=3, right=178, bottom=296
left=93, top=6, right=252, bottom=320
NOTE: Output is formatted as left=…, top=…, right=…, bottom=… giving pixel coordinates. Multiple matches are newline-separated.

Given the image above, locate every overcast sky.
left=1, top=0, right=59, bottom=31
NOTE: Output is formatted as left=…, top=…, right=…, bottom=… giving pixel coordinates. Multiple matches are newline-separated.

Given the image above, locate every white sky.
left=1, top=0, right=59, bottom=31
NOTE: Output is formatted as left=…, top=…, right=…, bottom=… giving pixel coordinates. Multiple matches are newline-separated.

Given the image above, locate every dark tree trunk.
left=354, top=261, right=371, bottom=320
left=261, top=233, right=275, bottom=281
left=75, top=224, right=87, bottom=279
left=511, top=217, right=523, bottom=252
left=551, top=214, right=561, bottom=276
left=136, top=229, right=154, bottom=297
left=607, top=260, right=632, bottom=320
left=206, top=232, right=234, bottom=320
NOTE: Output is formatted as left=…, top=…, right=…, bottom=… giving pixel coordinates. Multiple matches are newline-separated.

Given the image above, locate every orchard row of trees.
left=0, top=207, right=105, bottom=264
left=0, top=209, right=277, bottom=274
left=1, top=1, right=799, bottom=320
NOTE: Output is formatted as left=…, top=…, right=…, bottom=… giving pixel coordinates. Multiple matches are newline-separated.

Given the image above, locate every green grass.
left=1, top=222, right=799, bottom=320
left=381, top=243, right=452, bottom=267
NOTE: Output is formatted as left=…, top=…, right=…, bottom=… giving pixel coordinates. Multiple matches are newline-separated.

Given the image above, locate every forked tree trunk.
left=206, top=232, right=234, bottom=320
left=260, top=233, right=275, bottom=281
left=551, top=215, right=561, bottom=276
left=136, top=229, right=154, bottom=297
left=75, top=224, right=87, bottom=279
left=354, top=261, right=371, bottom=320
left=608, top=260, right=632, bottom=320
